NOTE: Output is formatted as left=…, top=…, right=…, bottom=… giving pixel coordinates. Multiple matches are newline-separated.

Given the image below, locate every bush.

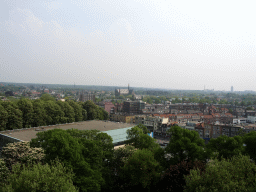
left=1, top=141, right=45, bottom=170
left=0, top=159, right=10, bottom=187
left=1, top=159, right=78, bottom=192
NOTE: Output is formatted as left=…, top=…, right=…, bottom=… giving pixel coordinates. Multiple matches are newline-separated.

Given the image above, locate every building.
left=185, top=122, right=197, bottom=131
left=79, top=91, right=95, bottom=102
left=134, top=115, right=146, bottom=125
left=195, top=123, right=205, bottom=139
left=231, top=86, right=234, bottom=92
left=115, top=84, right=134, bottom=97
left=123, top=100, right=146, bottom=114
left=247, top=116, right=256, bottom=123
left=97, top=102, right=115, bottom=114
left=104, top=102, right=115, bottom=114
left=144, top=116, right=168, bottom=132
left=0, top=121, right=136, bottom=149
left=110, top=113, right=135, bottom=124
left=134, top=115, right=169, bottom=132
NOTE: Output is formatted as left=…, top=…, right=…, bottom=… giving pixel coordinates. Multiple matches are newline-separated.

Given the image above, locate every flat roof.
left=0, top=120, right=135, bottom=142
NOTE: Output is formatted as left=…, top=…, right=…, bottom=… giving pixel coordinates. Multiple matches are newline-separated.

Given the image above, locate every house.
left=104, top=102, right=115, bottom=114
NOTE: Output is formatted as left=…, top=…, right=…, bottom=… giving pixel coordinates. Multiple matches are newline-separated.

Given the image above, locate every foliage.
left=154, top=160, right=206, bottom=192
left=242, top=131, right=256, bottom=162
left=67, top=100, right=83, bottom=121
left=206, top=135, right=245, bottom=161
left=183, top=153, right=256, bottom=192
left=56, top=101, right=75, bottom=123
left=152, top=146, right=169, bottom=170
left=0, top=104, right=8, bottom=131
left=0, top=102, right=22, bottom=130
left=43, top=100, right=65, bottom=125
left=0, top=98, right=108, bottom=131
left=31, top=100, right=47, bottom=127
left=40, top=93, right=56, bottom=102
left=1, top=160, right=78, bottom=192
left=64, top=129, right=114, bottom=189
left=166, top=126, right=209, bottom=165
left=120, top=149, right=161, bottom=190
left=82, top=100, right=108, bottom=120
left=30, top=129, right=105, bottom=192
left=126, top=125, right=157, bottom=150
left=1, top=141, right=45, bottom=171
left=111, top=145, right=136, bottom=176
left=126, top=126, right=143, bottom=141
left=137, top=123, right=150, bottom=134
left=0, top=159, right=10, bottom=187
left=17, top=98, right=34, bottom=128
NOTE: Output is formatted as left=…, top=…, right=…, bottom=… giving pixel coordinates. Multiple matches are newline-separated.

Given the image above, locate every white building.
left=247, top=116, right=256, bottom=123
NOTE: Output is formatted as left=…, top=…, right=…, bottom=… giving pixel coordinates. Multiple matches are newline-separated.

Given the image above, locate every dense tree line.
left=0, top=94, right=109, bottom=131
left=1, top=124, right=256, bottom=191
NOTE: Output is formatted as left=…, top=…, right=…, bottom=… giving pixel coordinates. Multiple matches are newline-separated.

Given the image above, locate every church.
left=115, top=84, right=134, bottom=97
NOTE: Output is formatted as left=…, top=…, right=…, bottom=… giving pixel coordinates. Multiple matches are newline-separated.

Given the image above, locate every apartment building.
left=194, top=123, right=205, bottom=138
left=134, top=115, right=168, bottom=132
left=123, top=100, right=146, bottom=114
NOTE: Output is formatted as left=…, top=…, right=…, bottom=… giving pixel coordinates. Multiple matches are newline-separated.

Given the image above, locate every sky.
left=1, top=0, right=256, bottom=91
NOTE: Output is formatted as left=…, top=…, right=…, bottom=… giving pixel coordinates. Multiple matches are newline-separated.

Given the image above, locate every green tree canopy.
left=31, top=100, right=47, bottom=127
left=40, top=93, right=56, bottom=102
left=184, top=154, right=256, bottom=192
left=1, top=160, right=78, bottom=192
left=0, top=102, right=22, bottom=130
left=242, top=131, right=256, bottom=162
left=121, top=149, right=161, bottom=190
left=0, top=104, right=8, bottom=131
left=30, top=129, right=105, bottom=192
left=43, top=101, right=65, bottom=125
left=206, top=135, right=245, bottom=161
left=67, top=100, right=83, bottom=122
left=56, top=101, right=75, bottom=123
left=126, top=125, right=157, bottom=150
left=17, top=98, right=34, bottom=128
left=166, top=126, right=209, bottom=165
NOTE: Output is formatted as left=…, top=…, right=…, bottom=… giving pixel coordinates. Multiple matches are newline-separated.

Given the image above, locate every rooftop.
left=0, top=120, right=135, bottom=142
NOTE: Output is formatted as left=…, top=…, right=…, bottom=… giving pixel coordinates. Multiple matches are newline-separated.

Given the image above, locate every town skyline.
left=0, top=81, right=254, bottom=93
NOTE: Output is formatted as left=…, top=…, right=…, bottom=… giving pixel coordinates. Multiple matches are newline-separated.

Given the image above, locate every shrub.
left=1, top=141, right=45, bottom=170
left=1, top=159, right=78, bottom=192
left=0, top=159, right=10, bottom=187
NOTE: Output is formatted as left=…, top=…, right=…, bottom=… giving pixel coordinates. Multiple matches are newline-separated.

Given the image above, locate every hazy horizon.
left=1, top=1, right=256, bottom=91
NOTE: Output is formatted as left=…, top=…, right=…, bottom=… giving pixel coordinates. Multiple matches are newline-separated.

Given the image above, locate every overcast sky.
left=1, top=0, right=256, bottom=91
